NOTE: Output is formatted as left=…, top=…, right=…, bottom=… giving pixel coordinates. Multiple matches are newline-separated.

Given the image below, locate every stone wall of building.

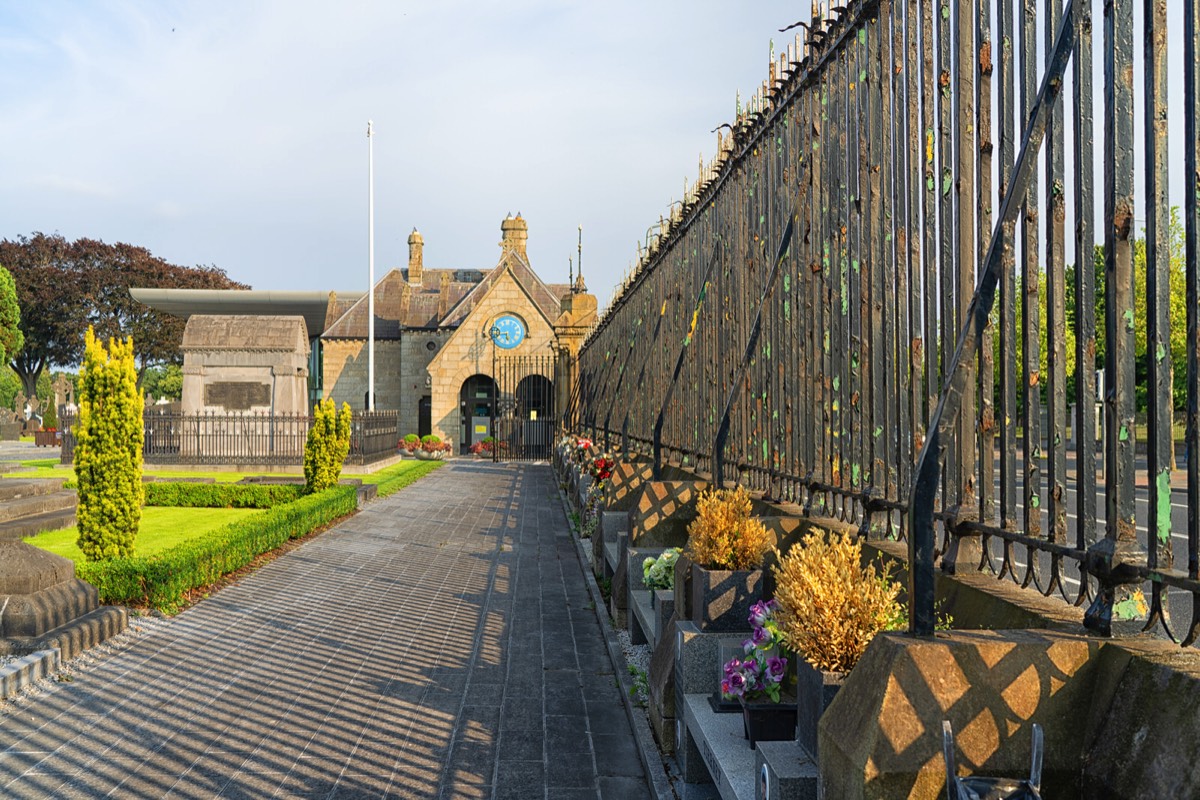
left=427, top=268, right=557, bottom=446
left=321, top=339, right=402, bottom=411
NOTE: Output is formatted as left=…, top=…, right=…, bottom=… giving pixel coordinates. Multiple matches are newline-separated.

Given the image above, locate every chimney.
left=499, top=213, right=528, bottom=259
left=407, top=228, right=424, bottom=286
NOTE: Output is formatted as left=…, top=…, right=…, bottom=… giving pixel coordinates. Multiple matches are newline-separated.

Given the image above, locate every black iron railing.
left=61, top=409, right=400, bottom=467
left=573, top=0, right=1200, bottom=646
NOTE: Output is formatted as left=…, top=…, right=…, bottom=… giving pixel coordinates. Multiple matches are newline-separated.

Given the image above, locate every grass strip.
left=374, top=459, right=444, bottom=497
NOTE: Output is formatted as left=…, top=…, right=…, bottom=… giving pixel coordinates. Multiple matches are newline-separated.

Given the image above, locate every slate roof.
left=321, top=251, right=572, bottom=340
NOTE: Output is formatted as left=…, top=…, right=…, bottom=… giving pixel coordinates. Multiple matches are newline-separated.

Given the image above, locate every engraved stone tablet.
left=204, top=381, right=271, bottom=410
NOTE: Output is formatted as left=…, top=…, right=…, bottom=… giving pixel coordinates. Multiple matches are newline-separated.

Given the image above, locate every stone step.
left=0, top=462, right=34, bottom=474
left=0, top=507, right=77, bottom=541
left=0, top=478, right=66, bottom=503
left=0, top=489, right=76, bottom=528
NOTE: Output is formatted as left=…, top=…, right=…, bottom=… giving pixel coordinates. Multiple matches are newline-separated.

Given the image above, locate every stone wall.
left=181, top=315, right=309, bottom=417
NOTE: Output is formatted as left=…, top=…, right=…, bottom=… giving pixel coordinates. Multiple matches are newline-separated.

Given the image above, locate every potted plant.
left=642, top=548, right=680, bottom=608
left=720, top=600, right=797, bottom=748
left=469, top=436, right=496, bottom=458
left=684, top=485, right=772, bottom=631
left=398, top=434, right=421, bottom=456
left=771, top=529, right=904, bottom=758
left=416, top=434, right=451, bottom=460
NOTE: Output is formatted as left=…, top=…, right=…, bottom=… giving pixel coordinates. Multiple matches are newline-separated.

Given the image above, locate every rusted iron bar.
left=713, top=218, right=795, bottom=487
left=1186, top=0, right=1200, bottom=647
left=1085, top=0, right=1144, bottom=637
left=909, top=1, right=1077, bottom=636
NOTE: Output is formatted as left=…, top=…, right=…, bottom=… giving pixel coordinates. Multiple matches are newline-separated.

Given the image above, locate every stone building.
left=317, top=214, right=596, bottom=448
left=132, top=214, right=597, bottom=452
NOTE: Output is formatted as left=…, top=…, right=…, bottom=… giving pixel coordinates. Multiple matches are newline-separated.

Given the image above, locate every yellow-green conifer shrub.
left=304, top=399, right=352, bottom=493
left=684, top=485, right=772, bottom=570
left=772, top=530, right=903, bottom=673
left=74, top=328, right=144, bottom=561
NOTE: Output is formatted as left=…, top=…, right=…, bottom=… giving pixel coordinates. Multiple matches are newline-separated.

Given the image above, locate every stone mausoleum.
left=133, top=214, right=597, bottom=452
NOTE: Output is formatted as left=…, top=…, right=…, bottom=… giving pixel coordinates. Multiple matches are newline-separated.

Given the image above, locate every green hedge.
left=144, top=482, right=305, bottom=509
left=77, top=485, right=357, bottom=612
left=376, top=460, right=443, bottom=498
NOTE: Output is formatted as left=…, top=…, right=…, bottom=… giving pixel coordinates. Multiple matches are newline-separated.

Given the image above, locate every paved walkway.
left=0, top=462, right=651, bottom=799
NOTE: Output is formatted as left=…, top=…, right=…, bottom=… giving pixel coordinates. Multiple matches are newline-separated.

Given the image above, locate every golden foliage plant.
left=75, top=327, right=144, bottom=561
left=772, top=530, right=903, bottom=673
left=684, top=485, right=771, bottom=571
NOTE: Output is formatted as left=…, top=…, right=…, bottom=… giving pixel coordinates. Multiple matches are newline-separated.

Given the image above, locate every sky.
left=0, top=1, right=800, bottom=308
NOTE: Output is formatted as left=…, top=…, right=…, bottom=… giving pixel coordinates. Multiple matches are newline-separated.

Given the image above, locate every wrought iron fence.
left=493, top=354, right=558, bottom=461
left=574, top=0, right=1200, bottom=646
left=61, top=409, right=400, bottom=467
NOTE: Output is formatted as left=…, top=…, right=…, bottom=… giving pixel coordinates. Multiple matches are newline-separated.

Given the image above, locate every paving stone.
left=0, top=463, right=651, bottom=798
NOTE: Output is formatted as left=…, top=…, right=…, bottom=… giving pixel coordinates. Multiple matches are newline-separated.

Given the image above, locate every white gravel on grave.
left=617, top=626, right=653, bottom=707
left=0, top=613, right=170, bottom=714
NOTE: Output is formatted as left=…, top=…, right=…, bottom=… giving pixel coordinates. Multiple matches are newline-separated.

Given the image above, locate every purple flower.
left=742, top=637, right=756, bottom=654
left=766, top=656, right=788, bottom=683
left=727, top=671, right=747, bottom=696
left=748, top=600, right=772, bottom=628
left=751, top=624, right=772, bottom=648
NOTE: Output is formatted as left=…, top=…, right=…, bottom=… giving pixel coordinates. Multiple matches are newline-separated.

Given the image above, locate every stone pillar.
left=407, top=228, right=424, bottom=286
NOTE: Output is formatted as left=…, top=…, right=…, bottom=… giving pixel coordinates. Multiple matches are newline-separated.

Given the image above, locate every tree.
left=74, top=327, right=144, bottom=561
left=142, top=364, right=183, bottom=402
left=0, top=264, right=22, bottom=367
left=0, top=234, right=87, bottom=400
left=0, top=233, right=248, bottom=398
left=304, top=399, right=352, bottom=493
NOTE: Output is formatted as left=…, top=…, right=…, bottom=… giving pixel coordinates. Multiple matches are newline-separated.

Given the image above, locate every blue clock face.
left=491, top=315, right=526, bottom=349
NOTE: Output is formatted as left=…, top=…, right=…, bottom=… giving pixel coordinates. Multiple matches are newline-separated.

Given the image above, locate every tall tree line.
left=0, top=233, right=248, bottom=399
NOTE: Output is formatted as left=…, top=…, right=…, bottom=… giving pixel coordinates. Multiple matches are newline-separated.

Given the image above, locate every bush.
left=304, top=399, right=351, bottom=493
left=420, top=434, right=441, bottom=445
left=643, top=548, right=681, bottom=590
left=77, top=485, right=358, bottom=612
left=771, top=530, right=904, bottom=673
left=75, top=328, right=144, bottom=561
left=144, top=483, right=304, bottom=509
left=684, top=485, right=771, bottom=571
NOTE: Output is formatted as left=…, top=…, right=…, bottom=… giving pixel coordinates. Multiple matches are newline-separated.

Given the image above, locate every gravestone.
left=180, top=315, right=310, bottom=460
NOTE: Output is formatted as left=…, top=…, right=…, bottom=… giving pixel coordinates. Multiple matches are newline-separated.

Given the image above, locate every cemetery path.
left=0, top=462, right=651, bottom=799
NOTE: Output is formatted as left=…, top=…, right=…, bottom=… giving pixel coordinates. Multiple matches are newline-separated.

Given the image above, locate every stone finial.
left=500, top=213, right=528, bottom=258
left=408, top=227, right=424, bottom=286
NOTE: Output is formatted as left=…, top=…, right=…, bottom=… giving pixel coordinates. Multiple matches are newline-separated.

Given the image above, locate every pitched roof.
left=441, top=249, right=565, bottom=328
left=320, top=268, right=482, bottom=338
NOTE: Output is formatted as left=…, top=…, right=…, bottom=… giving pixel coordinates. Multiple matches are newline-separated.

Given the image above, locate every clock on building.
left=490, top=314, right=526, bottom=349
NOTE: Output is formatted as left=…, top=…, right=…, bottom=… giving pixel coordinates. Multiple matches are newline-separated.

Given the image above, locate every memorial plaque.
left=204, top=381, right=271, bottom=410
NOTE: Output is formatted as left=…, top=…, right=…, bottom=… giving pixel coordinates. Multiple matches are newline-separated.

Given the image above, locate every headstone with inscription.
left=180, top=315, right=310, bottom=460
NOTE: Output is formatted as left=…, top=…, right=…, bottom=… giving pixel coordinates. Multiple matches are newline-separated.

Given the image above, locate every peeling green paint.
left=852, top=259, right=860, bottom=273
left=858, top=29, right=866, bottom=44
left=1119, top=425, right=1130, bottom=442
left=1156, top=470, right=1173, bottom=544
left=860, top=69, right=867, bottom=82
left=926, top=175, right=935, bottom=191
left=1123, top=308, right=1134, bottom=331
left=764, top=343, right=771, bottom=359
left=1030, top=494, right=1040, bottom=509
left=759, top=214, right=765, bottom=225
left=1113, top=590, right=1148, bottom=620
left=852, top=463, right=861, bottom=486
left=875, top=426, right=883, bottom=437
left=1156, top=343, right=1166, bottom=360
left=784, top=275, right=791, bottom=292
left=763, top=440, right=769, bottom=461
left=942, top=170, right=952, bottom=195
left=833, top=376, right=841, bottom=391
left=784, top=300, right=791, bottom=320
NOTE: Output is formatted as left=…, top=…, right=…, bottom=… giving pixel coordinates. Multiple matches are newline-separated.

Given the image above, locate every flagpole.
left=367, top=120, right=375, bottom=411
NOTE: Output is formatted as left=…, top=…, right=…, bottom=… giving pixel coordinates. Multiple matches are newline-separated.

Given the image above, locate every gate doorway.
left=493, top=355, right=557, bottom=461
left=418, top=395, right=431, bottom=438
left=459, top=374, right=495, bottom=454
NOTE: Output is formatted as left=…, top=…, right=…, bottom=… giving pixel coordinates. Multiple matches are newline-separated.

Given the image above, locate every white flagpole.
left=367, top=120, right=375, bottom=411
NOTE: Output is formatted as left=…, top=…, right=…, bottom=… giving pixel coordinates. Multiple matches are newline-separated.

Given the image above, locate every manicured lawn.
left=27, top=507, right=263, bottom=563
left=23, top=459, right=442, bottom=567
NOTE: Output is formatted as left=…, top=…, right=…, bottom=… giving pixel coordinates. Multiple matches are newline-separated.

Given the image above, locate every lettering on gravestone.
left=204, top=381, right=272, bottom=411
